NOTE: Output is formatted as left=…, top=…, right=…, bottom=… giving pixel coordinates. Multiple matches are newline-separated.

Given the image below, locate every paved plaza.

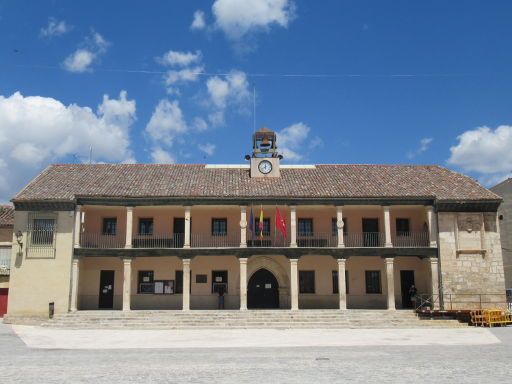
left=1, top=323, right=512, bottom=383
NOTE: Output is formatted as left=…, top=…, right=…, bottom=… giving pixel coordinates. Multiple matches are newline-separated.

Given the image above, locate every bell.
left=260, top=137, right=271, bottom=147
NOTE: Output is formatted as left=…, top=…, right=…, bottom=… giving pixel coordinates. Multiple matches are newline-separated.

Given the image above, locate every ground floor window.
left=299, top=270, right=315, bottom=293
left=212, top=270, right=228, bottom=294
left=365, top=270, right=381, bottom=294
left=138, top=270, right=154, bottom=293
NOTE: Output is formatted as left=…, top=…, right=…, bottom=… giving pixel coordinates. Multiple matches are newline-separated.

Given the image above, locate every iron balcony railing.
left=392, top=231, right=430, bottom=247
left=246, top=233, right=288, bottom=247
left=80, top=233, right=126, bottom=249
left=344, top=232, right=384, bottom=247
left=296, top=232, right=337, bottom=248
left=191, top=232, right=241, bottom=248
left=133, top=233, right=184, bottom=249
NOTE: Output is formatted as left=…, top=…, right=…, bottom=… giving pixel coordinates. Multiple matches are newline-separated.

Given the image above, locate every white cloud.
left=212, top=0, right=296, bottom=40
left=193, top=117, right=208, bottom=132
left=151, top=147, right=176, bottom=164
left=62, top=31, right=109, bottom=73
left=448, top=125, right=512, bottom=182
left=40, top=18, right=72, bottom=38
left=205, top=70, right=250, bottom=125
left=145, top=99, right=188, bottom=147
left=157, top=50, right=202, bottom=67
left=407, top=137, right=433, bottom=159
left=276, top=122, right=322, bottom=162
left=198, top=143, right=216, bottom=156
left=0, top=91, right=136, bottom=202
left=191, top=10, right=206, bottom=30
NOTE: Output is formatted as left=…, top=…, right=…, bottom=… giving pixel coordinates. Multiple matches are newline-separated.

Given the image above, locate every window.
left=255, top=217, right=271, bottom=236
left=212, top=218, right=227, bottom=236
left=365, top=271, right=381, bottom=294
left=138, top=218, right=153, bottom=235
left=212, top=270, right=228, bottom=293
left=396, top=218, right=410, bottom=235
left=332, top=218, right=348, bottom=236
left=175, top=270, right=183, bottom=294
left=332, top=270, right=349, bottom=294
left=138, top=270, right=154, bottom=293
left=31, top=218, right=56, bottom=246
left=299, top=270, right=315, bottom=293
left=102, top=218, right=117, bottom=235
left=298, top=219, right=313, bottom=236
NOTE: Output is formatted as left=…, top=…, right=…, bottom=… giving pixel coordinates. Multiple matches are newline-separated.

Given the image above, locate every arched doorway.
left=248, top=269, right=279, bottom=309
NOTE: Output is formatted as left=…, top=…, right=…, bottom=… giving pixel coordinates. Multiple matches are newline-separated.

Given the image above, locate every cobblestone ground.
left=0, top=324, right=511, bottom=384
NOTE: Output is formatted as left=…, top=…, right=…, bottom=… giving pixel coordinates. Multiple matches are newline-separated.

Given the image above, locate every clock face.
left=258, top=160, right=273, bottom=174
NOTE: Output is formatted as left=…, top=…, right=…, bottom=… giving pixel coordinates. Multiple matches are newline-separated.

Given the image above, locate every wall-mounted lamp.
left=15, top=230, right=23, bottom=250
left=244, top=155, right=251, bottom=161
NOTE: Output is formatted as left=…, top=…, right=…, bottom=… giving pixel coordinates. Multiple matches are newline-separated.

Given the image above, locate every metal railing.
left=133, top=233, right=184, bottom=249
left=246, top=234, right=288, bottom=247
left=392, top=231, right=430, bottom=247
left=296, top=232, right=337, bottom=247
left=344, top=232, right=384, bottom=247
left=80, top=233, right=126, bottom=249
left=191, top=233, right=241, bottom=248
left=416, top=293, right=510, bottom=311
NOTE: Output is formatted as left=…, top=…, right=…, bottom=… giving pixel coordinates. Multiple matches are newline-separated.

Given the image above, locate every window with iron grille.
left=26, top=213, right=57, bottom=259
left=102, top=218, right=117, bottom=235
left=365, top=270, right=382, bottom=294
left=138, top=270, right=154, bottom=293
left=299, top=270, right=315, bottom=293
left=298, top=219, right=313, bottom=236
left=212, top=218, right=227, bottom=236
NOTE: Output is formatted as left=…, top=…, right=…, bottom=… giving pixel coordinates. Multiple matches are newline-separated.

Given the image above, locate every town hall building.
left=5, top=128, right=506, bottom=317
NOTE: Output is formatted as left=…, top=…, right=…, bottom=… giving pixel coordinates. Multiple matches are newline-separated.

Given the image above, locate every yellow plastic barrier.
left=470, top=309, right=512, bottom=327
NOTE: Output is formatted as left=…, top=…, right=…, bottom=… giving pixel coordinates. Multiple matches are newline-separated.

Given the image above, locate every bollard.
left=49, top=302, right=55, bottom=319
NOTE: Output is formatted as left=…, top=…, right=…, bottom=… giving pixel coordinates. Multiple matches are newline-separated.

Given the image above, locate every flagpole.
left=274, top=204, right=276, bottom=247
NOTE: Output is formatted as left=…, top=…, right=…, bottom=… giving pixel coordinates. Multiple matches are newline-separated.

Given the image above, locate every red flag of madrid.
left=275, top=207, right=287, bottom=239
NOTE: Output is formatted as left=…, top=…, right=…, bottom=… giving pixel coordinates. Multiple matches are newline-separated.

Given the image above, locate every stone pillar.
left=70, top=258, right=80, bottom=312
left=385, top=257, right=395, bottom=310
left=290, top=206, right=297, bottom=248
left=74, top=205, right=82, bottom=248
left=426, top=206, right=437, bottom=247
left=290, top=258, right=299, bottom=310
left=122, top=258, right=132, bottom=311
left=182, top=258, right=191, bottom=311
left=337, top=258, right=347, bottom=310
left=240, top=206, right=248, bottom=248
left=336, top=206, right=345, bottom=248
left=383, top=206, right=393, bottom=248
left=125, top=207, right=133, bottom=249
left=184, top=206, right=191, bottom=249
left=429, top=257, right=440, bottom=310
left=239, top=258, right=248, bottom=310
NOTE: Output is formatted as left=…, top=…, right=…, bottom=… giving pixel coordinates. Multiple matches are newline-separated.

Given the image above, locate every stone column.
left=337, top=258, right=347, bottom=310
left=125, top=207, right=134, bottom=249
left=336, top=206, right=345, bottom=248
left=383, top=206, right=393, bottom=247
left=70, top=258, right=80, bottom=312
left=426, top=206, right=437, bottom=247
left=290, top=206, right=297, bottom=248
left=239, top=258, right=248, bottom=310
left=182, top=258, right=191, bottom=311
left=385, top=257, right=395, bottom=310
left=290, top=258, right=299, bottom=310
left=429, top=257, right=440, bottom=310
left=184, top=206, right=191, bottom=249
left=240, top=206, right=248, bottom=248
left=74, top=205, right=82, bottom=248
left=122, top=258, right=132, bottom=311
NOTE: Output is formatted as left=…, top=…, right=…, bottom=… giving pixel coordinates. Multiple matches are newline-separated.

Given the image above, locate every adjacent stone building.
left=5, top=129, right=507, bottom=317
left=0, top=205, right=14, bottom=317
left=491, top=178, right=512, bottom=289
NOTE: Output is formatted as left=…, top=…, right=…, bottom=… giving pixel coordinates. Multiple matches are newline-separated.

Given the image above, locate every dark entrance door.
left=362, top=218, right=380, bottom=247
left=174, top=218, right=185, bottom=248
left=248, top=269, right=279, bottom=309
left=98, top=270, right=115, bottom=309
left=400, top=270, right=415, bottom=308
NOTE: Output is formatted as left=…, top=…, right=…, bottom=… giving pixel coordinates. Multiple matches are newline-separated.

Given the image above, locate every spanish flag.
left=259, top=205, right=264, bottom=239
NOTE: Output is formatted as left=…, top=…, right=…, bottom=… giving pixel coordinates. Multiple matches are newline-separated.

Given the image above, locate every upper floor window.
left=298, top=218, right=313, bottom=236
left=331, top=218, right=348, bottom=236
left=31, top=218, right=56, bottom=246
left=138, top=218, right=153, bottom=235
left=212, top=218, right=227, bottom=236
left=255, top=217, right=271, bottom=236
left=102, top=218, right=117, bottom=235
left=396, top=218, right=410, bottom=235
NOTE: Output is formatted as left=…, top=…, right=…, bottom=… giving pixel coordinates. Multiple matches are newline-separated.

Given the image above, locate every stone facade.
left=491, top=178, right=512, bottom=288
left=438, top=212, right=506, bottom=308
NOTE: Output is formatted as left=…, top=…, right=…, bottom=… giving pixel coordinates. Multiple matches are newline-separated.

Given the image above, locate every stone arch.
left=247, top=256, right=289, bottom=290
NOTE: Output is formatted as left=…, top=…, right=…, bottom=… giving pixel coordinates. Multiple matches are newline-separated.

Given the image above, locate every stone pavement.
left=1, top=323, right=511, bottom=383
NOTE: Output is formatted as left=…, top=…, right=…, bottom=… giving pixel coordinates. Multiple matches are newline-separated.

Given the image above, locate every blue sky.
left=1, top=0, right=512, bottom=202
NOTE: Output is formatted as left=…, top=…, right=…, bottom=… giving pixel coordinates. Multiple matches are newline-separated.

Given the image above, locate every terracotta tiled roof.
left=0, top=205, right=14, bottom=227
left=12, top=164, right=500, bottom=203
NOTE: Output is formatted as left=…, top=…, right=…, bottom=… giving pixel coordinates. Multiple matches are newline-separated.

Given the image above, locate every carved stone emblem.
left=240, top=220, right=247, bottom=229
left=458, top=214, right=480, bottom=233
left=336, top=220, right=344, bottom=230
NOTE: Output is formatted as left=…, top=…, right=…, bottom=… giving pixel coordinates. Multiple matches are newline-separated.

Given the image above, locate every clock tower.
left=248, top=127, right=282, bottom=178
